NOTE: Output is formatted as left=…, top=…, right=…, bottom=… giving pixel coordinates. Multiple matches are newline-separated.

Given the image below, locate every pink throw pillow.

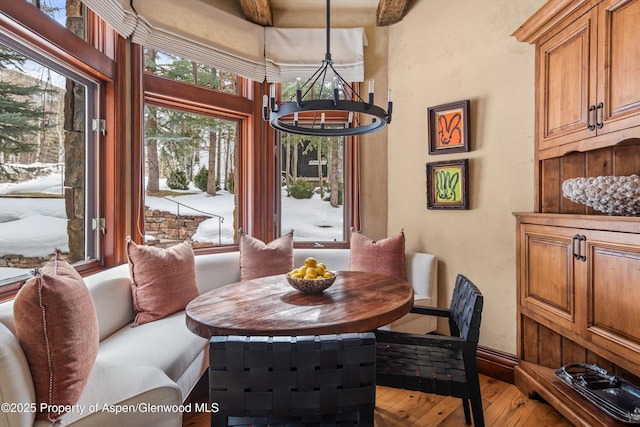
left=239, top=230, right=294, bottom=280
left=349, top=229, right=406, bottom=281
left=13, top=256, right=99, bottom=423
left=126, top=240, right=200, bottom=326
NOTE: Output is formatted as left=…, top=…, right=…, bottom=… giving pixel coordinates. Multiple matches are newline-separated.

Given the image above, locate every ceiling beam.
left=376, top=0, right=411, bottom=26
left=239, top=0, right=273, bottom=27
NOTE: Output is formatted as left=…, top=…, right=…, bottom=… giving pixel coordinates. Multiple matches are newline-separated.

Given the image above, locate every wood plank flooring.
left=182, top=374, right=573, bottom=426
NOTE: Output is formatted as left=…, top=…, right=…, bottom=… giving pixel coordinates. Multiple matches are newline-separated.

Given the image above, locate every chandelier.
left=262, top=0, right=392, bottom=137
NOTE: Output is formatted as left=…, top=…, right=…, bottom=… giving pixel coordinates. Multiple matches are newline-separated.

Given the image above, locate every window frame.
left=134, top=46, right=256, bottom=253
left=0, top=1, right=122, bottom=299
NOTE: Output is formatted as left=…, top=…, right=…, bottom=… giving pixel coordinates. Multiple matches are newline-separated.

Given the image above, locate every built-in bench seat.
left=0, top=249, right=436, bottom=427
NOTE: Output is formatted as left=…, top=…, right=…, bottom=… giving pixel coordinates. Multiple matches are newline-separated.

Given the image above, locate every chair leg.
left=461, top=398, right=471, bottom=424
left=470, top=393, right=485, bottom=427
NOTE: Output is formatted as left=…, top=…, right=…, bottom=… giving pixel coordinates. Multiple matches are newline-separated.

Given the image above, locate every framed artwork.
left=427, top=100, right=470, bottom=154
left=426, top=159, right=469, bottom=210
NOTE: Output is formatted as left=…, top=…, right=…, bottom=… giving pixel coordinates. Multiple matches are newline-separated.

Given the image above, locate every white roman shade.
left=82, top=0, right=366, bottom=83
left=265, top=27, right=366, bottom=83
left=83, top=0, right=266, bottom=82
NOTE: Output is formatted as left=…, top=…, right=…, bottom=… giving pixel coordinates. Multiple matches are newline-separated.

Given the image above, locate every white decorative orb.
left=561, top=175, right=640, bottom=216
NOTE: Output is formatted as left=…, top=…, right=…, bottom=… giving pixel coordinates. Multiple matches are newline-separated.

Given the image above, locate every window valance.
left=82, top=0, right=366, bottom=83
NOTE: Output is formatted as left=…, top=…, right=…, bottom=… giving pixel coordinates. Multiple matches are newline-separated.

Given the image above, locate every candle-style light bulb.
left=348, top=111, right=353, bottom=127
left=262, top=94, right=268, bottom=120
left=368, top=79, right=374, bottom=105
left=296, top=77, right=302, bottom=106
left=294, top=112, right=298, bottom=126
left=321, top=112, right=325, bottom=129
left=270, top=84, right=277, bottom=111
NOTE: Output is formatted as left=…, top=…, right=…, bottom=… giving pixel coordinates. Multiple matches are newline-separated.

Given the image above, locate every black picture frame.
left=427, top=100, right=470, bottom=155
left=426, top=159, right=469, bottom=210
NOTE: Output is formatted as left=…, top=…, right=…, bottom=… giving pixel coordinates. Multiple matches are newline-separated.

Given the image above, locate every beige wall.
left=386, top=0, right=545, bottom=354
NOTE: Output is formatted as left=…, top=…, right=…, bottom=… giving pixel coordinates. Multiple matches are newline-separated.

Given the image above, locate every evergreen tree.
left=0, top=46, right=47, bottom=179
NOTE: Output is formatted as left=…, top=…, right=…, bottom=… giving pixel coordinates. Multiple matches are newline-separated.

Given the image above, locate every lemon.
left=305, top=268, right=317, bottom=278
left=299, top=266, right=308, bottom=276
left=304, top=257, right=317, bottom=267
left=317, top=262, right=326, bottom=270
left=290, top=273, right=302, bottom=279
left=315, top=265, right=325, bottom=276
left=291, top=268, right=300, bottom=276
left=323, top=271, right=334, bottom=278
left=303, top=274, right=316, bottom=280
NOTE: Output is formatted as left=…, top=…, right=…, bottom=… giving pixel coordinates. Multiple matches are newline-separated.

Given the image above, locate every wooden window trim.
left=0, top=2, right=125, bottom=297
left=0, top=1, right=114, bottom=80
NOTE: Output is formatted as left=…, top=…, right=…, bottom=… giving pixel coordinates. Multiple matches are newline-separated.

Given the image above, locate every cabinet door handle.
left=572, top=234, right=581, bottom=259
left=596, top=102, right=604, bottom=129
left=578, top=234, right=587, bottom=261
left=587, top=105, right=596, bottom=131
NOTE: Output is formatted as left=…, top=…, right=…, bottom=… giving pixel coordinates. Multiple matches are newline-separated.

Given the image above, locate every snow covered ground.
left=0, top=169, right=343, bottom=281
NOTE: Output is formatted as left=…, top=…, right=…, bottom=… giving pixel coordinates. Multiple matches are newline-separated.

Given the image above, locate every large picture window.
left=278, top=81, right=348, bottom=243
left=0, top=38, right=100, bottom=285
left=142, top=105, right=238, bottom=248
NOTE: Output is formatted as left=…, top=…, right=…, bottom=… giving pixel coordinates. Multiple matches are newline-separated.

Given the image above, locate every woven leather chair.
left=375, top=274, right=484, bottom=426
left=209, top=333, right=376, bottom=427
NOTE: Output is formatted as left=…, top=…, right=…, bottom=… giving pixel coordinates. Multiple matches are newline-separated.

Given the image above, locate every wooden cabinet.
left=513, top=1, right=640, bottom=424
left=518, top=215, right=640, bottom=368
left=515, top=213, right=640, bottom=425
left=518, top=0, right=640, bottom=159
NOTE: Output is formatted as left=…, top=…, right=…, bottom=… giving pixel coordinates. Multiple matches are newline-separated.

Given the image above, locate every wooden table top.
left=185, top=270, right=414, bottom=338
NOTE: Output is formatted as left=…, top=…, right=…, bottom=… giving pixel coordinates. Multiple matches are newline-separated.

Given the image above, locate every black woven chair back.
left=209, top=333, right=376, bottom=427
left=450, top=274, right=484, bottom=344
left=374, top=274, right=485, bottom=426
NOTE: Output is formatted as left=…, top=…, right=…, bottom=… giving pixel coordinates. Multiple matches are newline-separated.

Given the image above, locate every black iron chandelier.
left=262, top=0, right=392, bottom=137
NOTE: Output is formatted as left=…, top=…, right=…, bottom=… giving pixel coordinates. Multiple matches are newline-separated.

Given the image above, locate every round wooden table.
left=185, top=270, right=414, bottom=337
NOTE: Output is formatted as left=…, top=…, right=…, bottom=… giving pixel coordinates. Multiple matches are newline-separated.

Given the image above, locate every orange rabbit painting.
left=436, top=110, right=463, bottom=149
left=428, top=99, right=470, bottom=155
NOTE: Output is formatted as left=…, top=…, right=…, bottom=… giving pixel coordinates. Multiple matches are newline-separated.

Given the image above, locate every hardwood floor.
left=182, top=374, right=573, bottom=426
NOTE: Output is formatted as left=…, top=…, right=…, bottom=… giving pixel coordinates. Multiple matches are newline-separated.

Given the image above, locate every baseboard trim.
left=477, top=345, right=518, bottom=384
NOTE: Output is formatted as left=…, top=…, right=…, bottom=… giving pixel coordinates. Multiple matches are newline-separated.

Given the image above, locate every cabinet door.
left=519, top=224, right=586, bottom=334
left=537, top=8, right=598, bottom=151
left=597, top=0, right=640, bottom=135
left=585, top=229, right=640, bottom=365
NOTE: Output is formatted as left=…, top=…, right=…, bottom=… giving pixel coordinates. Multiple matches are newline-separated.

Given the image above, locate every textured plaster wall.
left=386, top=0, right=545, bottom=354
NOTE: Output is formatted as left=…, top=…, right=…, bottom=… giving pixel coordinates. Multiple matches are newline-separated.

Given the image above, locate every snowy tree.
left=0, top=46, right=51, bottom=179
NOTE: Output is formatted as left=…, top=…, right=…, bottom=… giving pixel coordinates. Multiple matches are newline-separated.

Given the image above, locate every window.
left=142, top=105, right=238, bottom=248
left=139, top=45, right=253, bottom=250
left=0, top=38, right=100, bottom=285
left=277, top=81, right=349, bottom=243
left=144, top=48, right=239, bottom=94
left=280, top=134, right=345, bottom=242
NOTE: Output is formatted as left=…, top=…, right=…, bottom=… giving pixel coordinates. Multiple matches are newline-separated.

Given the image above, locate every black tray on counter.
left=555, top=363, right=640, bottom=424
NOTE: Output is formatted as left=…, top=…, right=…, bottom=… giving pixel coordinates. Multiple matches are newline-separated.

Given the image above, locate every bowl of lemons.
left=286, top=257, right=336, bottom=294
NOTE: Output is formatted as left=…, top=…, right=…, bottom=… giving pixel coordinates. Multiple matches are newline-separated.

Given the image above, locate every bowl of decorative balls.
left=286, top=257, right=336, bottom=294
